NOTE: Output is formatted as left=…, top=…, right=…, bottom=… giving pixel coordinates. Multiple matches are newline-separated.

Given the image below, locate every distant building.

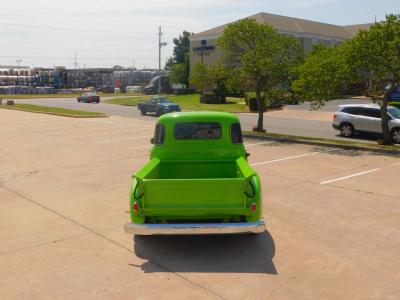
left=190, top=12, right=372, bottom=72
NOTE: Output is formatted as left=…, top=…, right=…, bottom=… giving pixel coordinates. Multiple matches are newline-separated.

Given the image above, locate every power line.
left=0, top=55, right=167, bottom=60
left=0, top=21, right=153, bottom=35
left=0, top=11, right=156, bottom=29
left=0, top=44, right=156, bottom=53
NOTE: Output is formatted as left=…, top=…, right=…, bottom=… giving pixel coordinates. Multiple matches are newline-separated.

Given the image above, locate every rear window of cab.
left=174, top=122, right=222, bottom=140
left=153, top=122, right=244, bottom=144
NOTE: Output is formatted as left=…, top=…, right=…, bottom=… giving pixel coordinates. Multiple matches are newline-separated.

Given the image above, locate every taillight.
left=333, top=113, right=337, bottom=120
left=133, top=202, right=139, bottom=213
left=250, top=203, right=257, bottom=212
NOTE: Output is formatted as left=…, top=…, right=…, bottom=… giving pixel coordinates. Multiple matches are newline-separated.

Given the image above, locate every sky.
left=0, top=0, right=398, bottom=69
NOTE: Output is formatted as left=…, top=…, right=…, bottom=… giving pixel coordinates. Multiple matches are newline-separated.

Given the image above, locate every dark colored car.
left=137, top=96, right=181, bottom=116
left=77, top=93, right=100, bottom=103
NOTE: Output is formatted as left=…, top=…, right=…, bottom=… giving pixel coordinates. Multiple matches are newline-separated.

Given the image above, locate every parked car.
left=137, top=96, right=181, bottom=116
left=388, top=85, right=400, bottom=101
left=124, top=111, right=266, bottom=235
left=332, top=104, right=400, bottom=143
left=77, top=93, right=100, bottom=103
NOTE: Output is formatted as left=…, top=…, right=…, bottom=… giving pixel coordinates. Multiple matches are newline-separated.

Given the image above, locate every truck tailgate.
left=142, top=178, right=246, bottom=215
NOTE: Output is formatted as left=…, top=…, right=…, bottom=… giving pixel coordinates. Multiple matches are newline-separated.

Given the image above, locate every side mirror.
left=150, top=138, right=154, bottom=144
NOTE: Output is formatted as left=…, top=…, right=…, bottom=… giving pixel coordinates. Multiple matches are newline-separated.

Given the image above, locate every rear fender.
left=130, top=157, right=161, bottom=224
left=236, top=157, right=262, bottom=222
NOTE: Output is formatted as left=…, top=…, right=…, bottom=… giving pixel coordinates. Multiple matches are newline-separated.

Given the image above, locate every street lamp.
left=200, top=40, right=207, bottom=101
left=200, top=39, right=207, bottom=64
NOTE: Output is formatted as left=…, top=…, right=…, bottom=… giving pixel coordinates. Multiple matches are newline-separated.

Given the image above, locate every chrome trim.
left=124, top=221, right=266, bottom=235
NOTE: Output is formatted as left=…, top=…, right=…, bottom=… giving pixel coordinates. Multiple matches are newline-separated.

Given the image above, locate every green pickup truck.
left=124, top=111, right=265, bottom=235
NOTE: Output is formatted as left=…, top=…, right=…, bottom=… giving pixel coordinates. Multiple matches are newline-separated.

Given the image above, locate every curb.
left=243, top=133, right=400, bottom=156
left=0, top=106, right=108, bottom=118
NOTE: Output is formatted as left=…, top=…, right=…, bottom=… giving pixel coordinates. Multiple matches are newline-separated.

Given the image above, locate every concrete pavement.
left=9, top=96, right=376, bottom=143
left=1, top=109, right=399, bottom=299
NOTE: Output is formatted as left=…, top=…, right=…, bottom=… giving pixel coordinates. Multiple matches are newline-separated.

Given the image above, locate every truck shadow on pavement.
left=133, top=230, right=277, bottom=274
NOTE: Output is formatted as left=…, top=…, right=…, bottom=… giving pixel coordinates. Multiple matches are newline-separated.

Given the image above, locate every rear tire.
left=392, top=128, right=400, bottom=144
left=340, top=123, right=353, bottom=137
left=140, top=109, right=146, bottom=115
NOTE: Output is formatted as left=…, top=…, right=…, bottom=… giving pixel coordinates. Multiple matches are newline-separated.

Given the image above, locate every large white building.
left=190, top=12, right=371, bottom=72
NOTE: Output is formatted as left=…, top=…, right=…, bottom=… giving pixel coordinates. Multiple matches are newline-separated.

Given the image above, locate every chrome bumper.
left=124, top=221, right=266, bottom=235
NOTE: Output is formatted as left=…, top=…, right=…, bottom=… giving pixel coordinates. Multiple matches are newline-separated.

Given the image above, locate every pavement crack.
left=0, top=185, right=227, bottom=300
left=324, top=184, right=400, bottom=200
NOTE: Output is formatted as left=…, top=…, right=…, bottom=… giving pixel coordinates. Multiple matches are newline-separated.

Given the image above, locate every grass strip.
left=0, top=104, right=107, bottom=118
left=243, top=131, right=400, bottom=153
left=106, top=94, right=249, bottom=113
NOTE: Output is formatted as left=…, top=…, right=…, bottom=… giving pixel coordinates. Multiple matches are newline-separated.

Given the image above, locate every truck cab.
left=124, top=111, right=265, bottom=235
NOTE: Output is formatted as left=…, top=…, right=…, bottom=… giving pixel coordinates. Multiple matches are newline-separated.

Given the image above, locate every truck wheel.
left=340, top=123, right=353, bottom=137
left=392, top=128, right=400, bottom=144
left=140, top=109, right=146, bottom=115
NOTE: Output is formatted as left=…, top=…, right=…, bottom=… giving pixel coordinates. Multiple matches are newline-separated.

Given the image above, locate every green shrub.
left=388, top=102, right=400, bottom=108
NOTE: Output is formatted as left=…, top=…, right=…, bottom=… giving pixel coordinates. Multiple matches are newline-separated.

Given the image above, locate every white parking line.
left=95, top=135, right=152, bottom=144
left=244, top=141, right=273, bottom=147
left=320, top=168, right=382, bottom=185
left=250, top=151, right=320, bottom=166
left=130, top=145, right=153, bottom=150
left=0, top=117, right=36, bottom=122
left=69, top=129, right=153, bottom=139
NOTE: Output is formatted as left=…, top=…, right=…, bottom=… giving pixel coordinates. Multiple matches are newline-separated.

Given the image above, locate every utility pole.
left=158, top=26, right=167, bottom=95
left=73, top=51, right=78, bottom=88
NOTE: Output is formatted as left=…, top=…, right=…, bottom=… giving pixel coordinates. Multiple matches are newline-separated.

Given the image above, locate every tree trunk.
left=255, top=85, right=264, bottom=132
left=380, top=84, right=397, bottom=145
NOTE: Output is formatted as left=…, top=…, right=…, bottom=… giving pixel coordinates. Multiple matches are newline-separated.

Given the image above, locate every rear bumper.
left=124, top=221, right=266, bottom=235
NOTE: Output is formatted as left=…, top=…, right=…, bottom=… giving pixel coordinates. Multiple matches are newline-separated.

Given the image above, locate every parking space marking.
left=95, top=135, right=153, bottom=144
left=244, top=141, right=273, bottom=147
left=251, top=151, right=320, bottom=166
left=320, top=168, right=382, bottom=185
left=320, top=161, right=400, bottom=185
left=68, top=129, right=153, bottom=139
left=130, top=145, right=153, bottom=150
left=48, top=125, right=152, bottom=135
left=0, top=117, right=37, bottom=122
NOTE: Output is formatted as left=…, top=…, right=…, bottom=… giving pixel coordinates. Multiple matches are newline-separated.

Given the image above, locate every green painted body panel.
left=129, top=112, right=262, bottom=224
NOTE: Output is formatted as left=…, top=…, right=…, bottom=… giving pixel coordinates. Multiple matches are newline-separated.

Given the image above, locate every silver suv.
left=332, top=104, right=400, bottom=143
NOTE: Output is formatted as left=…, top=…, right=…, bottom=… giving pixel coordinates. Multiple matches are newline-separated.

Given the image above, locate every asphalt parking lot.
left=1, top=109, right=399, bottom=299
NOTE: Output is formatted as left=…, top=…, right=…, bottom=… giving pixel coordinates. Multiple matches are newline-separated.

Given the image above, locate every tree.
left=218, top=19, right=300, bottom=132
left=169, top=63, right=187, bottom=87
left=166, top=31, right=192, bottom=87
left=293, top=14, right=400, bottom=144
left=292, top=43, right=351, bottom=109
left=348, top=14, right=400, bottom=144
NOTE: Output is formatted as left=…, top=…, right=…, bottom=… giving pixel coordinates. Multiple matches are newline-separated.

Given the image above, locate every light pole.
left=200, top=39, right=207, bottom=64
left=200, top=40, right=207, bottom=100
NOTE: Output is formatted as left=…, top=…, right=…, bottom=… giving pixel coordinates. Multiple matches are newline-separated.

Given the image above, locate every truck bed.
left=135, top=159, right=254, bottom=219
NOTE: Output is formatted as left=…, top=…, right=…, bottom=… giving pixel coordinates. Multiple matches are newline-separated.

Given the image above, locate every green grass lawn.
left=105, top=94, right=249, bottom=113
left=244, top=131, right=400, bottom=151
left=0, top=104, right=106, bottom=117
